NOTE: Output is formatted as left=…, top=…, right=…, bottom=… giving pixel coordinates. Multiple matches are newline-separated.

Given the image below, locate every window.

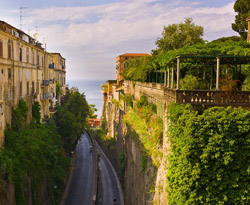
left=19, top=48, right=22, bottom=62
left=8, top=43, right=11, bottom=60
left=42, top=56, right=44, bottom=66
left=31, top=81, right=34, bottom=95
left=26, top=48, right=29, bottom=63
left=37, top=54, right=39, bottom=66
left=0, top=40, right=3, bottom=58
left=36, top=82, right=39, bottom=94
left=27, top=81, right=29, bottom=95
left=32, top=51, right=34, bottom=65
left=8, top=68, right=11, bottom=79
left=19, top=82, right=22, bottom=97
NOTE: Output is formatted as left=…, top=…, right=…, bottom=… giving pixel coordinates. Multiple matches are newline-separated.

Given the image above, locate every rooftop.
left=118, top=53, right=151, bottom=57
left=0, top=20, right=44, bottom=50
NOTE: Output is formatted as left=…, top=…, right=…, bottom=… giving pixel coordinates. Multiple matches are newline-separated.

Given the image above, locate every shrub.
left=166, top=104, right=250, bottom=204
left=137, top=95, right=148, bottom=108
left=32, top=101, right=41, bottom=123
left=118, top=150, right=126, bottom=176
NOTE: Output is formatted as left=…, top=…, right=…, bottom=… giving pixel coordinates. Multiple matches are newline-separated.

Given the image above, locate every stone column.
left=176, top=57, right=180, bottom=89
left=216, top=57, right=220, bottom=90
left=167, top=66, right=170, bottom=88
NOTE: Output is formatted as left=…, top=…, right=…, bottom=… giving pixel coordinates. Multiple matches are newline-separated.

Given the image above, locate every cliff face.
left=100, top=91, right=169, bottom=205
left=0, top=177, right=51, bottom=205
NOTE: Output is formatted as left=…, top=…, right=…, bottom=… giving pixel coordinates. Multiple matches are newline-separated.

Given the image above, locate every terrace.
left=127, top=55, right=250, bottom=108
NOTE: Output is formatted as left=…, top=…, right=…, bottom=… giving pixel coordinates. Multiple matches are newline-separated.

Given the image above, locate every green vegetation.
left=124, top=96, right=163, bottom=167
left=232, top=0, right=250, bottom=39
left=166, top=103, right=250, bottom=204
left=118, top=150, right=126, bottom=176
left=12, top=99, right=28, bottom=131
left=0, top=87, right=91, bottom=204
left=32, top=101, right=41, bottom=124
left=140, top=152, right=148, bottom=172
left=153, top=18, right=204, bottom=54
left=122, top=18, right=250, bottom=89
left=56, top=80, right=62, bottom=98
left=123, top=56, right=154, bottom=82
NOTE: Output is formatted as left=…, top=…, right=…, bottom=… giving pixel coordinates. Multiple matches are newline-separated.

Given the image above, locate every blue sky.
left=0, top=0, right=237, bottom=81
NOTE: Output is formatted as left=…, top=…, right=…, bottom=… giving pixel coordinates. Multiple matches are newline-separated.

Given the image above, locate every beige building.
left=116, top=53, right=150, bottom=85
left=0, top=20, right=66, bottom=146
left=51, top=53, right=66, bottom=104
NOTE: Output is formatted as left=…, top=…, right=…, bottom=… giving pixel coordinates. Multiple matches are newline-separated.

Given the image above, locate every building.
left=116, top=53, right=151, bottom=85
left=51, top=53, right=66, bottom=104
left=0, top=20, right=66, bottom=146
left=247, top=17, right=250, bottom=43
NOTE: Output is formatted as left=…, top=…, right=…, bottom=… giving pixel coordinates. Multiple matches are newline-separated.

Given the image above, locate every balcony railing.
left=41, top=93, right=51, bottom=100
left=41, top=80, right=50, bottom=86
left=49, top=79, right=55, bottom=84
left=125, top=80, right=250, bottom=108
left=173, top=90, right=250, bottom=106
left=49, top=63, right=56, bottom=69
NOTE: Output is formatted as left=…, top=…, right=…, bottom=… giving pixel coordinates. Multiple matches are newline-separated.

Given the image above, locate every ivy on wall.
left=166, top=103, right=250, bottom=204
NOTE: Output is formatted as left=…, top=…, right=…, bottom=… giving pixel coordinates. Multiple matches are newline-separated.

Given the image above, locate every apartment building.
left=0, top=20, right=66, bottom=145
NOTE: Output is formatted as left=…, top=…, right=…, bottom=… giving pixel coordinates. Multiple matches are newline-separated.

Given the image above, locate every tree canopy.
left=232, top=0, right=250, bottom=39
left=152, top=18, right=204, bottom=54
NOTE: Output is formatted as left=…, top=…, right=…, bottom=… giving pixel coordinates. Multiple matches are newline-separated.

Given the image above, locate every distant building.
left=88, top=118, right=100, bottom=127
left=116, top=53, right=151, bottom=85
left=0, top=20, right=66, bottom=146
left=247, top=17, right=250, bottom=43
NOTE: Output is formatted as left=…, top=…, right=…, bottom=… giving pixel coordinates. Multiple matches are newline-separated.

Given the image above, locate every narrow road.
left=63, top=133, right=94, bottom=205
left=96, top=142, right=124, bottom=205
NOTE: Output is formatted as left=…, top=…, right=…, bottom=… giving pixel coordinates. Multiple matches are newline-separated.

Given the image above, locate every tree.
left=66, top=91, right=89, bottom=126
left=232, top=0, right=250, bottom=39
left=32, top=101, right=41, bottom=123
left=55, top=106, right=80, bottom=153
left=88, top=104, right=98, bottom=119
left=153, top=18, right=204, bottom=54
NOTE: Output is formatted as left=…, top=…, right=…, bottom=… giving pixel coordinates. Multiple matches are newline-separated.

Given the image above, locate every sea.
left=67, top=80, right=106, bottom=118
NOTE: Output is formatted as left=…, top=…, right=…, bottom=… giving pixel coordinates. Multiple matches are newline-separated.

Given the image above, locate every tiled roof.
left=246, top=17, right=250, bottom=21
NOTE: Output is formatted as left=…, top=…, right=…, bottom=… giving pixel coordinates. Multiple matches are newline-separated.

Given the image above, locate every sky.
left=0, top=0, right=238, bottom=81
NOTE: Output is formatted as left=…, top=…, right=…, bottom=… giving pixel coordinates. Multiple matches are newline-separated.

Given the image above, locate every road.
left=63, top=133, right=94, bottom=205
left=96, top=142, right=124, bottom=205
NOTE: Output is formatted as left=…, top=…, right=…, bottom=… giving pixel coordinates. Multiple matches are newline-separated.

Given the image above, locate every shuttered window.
left=8, top=44, right=11, bottom=60
left=0, top=41, right=3, bottom=58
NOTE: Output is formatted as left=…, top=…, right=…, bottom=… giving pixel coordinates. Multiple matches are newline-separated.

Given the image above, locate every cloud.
left=5, top=0, right=236, bottom=81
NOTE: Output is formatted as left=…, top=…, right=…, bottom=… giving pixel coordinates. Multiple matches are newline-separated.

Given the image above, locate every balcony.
left=41, top=93, right=51, bottom=100
left=101, top=84, right=108, bottom=94
left=49, top=79, right=55, bottom=84
left=41, top=80, right=50, bottom=86
left=49, top=63, right=56, bottom=69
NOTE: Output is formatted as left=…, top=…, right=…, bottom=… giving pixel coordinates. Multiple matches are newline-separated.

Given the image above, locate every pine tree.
left=232, top=0, right=250, bottom=39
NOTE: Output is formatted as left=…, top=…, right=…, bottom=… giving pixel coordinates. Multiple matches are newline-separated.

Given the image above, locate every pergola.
left=159, top=55, right=250, bottom=90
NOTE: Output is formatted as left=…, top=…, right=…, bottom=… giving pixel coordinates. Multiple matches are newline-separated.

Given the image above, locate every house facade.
left=0, top=21, right=66, bottom=146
